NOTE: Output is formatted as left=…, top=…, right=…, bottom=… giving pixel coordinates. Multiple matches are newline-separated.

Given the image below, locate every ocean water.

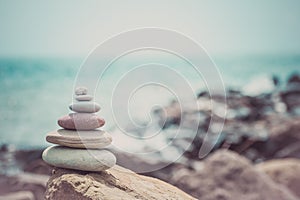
left=0, top=55, right=299, bottom=149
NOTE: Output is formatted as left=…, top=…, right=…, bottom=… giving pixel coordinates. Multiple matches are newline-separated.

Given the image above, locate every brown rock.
left=172, top=150, right=298, bottom=200
left=45, top=165, right=196, bottom=200
left=46, top=129, right=112, bottom=149
left=256, top=158, right=300, bottom=198
left=58, top=113, right=105, bottom=130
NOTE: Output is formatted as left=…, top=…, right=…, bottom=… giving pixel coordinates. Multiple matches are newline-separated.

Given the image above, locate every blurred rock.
left=288, top=74, right=300, bottom=84
left=153, top=100, right=181, bottom=128
left=0, top=191, right=35, bottom=200
left=14, top=149, right=52, bottom=175
left=0, top=146, right=52, bottom=199
left=170, top=150, right=298, bottom=200
left=45, top=165, right=196, bottom=200
left=280, top=74, right=300, bottom=114
left=252, top=117, right=300, bottom=160
left=0, top=172, right=49, bottom=200
left=256, top=158, right=300, bottom=198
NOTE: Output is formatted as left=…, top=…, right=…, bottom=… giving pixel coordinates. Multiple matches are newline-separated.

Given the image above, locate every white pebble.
left=75, top=87, right=88, bottom=95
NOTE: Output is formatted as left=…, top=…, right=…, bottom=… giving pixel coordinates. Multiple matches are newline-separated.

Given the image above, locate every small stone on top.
left=75, top=87, right=88, bottom=95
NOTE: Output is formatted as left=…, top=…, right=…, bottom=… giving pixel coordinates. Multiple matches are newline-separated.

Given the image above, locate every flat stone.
left=46, top=129, right=112, bottom=149
left=69, top=102, right=100, bottom=113
left=42, top=146, right=116, bottom=172
left=75, top=87, right=88, bottom=95
left=57, top=113, right=104, bottom=130
left=75, top=95, right=93, bottom=101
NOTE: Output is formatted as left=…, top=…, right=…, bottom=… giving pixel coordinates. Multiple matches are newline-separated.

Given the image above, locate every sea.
left=0, top=54, right=299, bottom=149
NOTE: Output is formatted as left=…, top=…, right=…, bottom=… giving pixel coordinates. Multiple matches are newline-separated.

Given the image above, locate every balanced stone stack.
left=42, top=87, right=116, bottom=172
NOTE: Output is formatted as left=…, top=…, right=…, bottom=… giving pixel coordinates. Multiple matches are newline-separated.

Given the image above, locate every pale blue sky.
left=0, top=0, right=300, bottom=57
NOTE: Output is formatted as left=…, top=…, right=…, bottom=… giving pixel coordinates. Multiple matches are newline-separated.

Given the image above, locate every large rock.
left=45, top=165, right=196, bottom=200
left=256, top=158, right=300, bottom=198
left=172, top=150, right=298, bottom=200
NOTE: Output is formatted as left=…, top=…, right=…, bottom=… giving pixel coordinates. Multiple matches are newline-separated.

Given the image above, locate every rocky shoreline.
left=1, top=74, right=300, bottom=199
left=1, top=147, right=300, bottom=199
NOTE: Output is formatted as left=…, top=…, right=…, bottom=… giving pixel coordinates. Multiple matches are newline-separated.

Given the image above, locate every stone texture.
left=46, top=129, right=112, bottom=149
left=45, top=165, right=196, bottom=200
left=69, top=102, right=100, bottom=113
left=76, top=95, right=93, bottom=101
left=172, top=150, right=298, bottom=200
left=75, top=87, right=88, bottom=95
left=57, top=113, right=105, bottom=130
left=256, top=158, right=300, bottom=198
left=42, top=146, right=116, bottom=172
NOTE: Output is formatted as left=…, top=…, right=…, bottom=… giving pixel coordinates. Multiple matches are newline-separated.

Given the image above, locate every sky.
left=0, top=0, right=300, bottom=57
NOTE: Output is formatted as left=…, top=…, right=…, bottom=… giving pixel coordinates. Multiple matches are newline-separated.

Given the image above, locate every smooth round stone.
left=75, top=95, right=93, bottom=101
left=58, top=113, right=105, bottom=130
left=42, top=146, right=116, bottom=171
left=46, top=129, right=112, bottom=149
left=75, top=87, right=88, bottom=95
left=69, top=102, right=100, bottom=113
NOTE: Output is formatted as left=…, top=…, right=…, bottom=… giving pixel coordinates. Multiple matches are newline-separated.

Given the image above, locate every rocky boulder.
left=45, top=165, right=196, bottom=200
left=171, top=150, right=298, bottom=200
left=256, top=158, right=300, bottom=198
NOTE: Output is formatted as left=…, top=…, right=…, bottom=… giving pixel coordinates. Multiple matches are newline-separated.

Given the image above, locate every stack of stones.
left=42, top=87, right=116, bottom=172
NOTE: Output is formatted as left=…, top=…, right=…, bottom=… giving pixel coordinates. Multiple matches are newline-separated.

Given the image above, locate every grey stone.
left=69, top=102, right=100, bottom=113
left=42, top=146, right=116, bottom=172
left=75, top=95, right=93, bottom=101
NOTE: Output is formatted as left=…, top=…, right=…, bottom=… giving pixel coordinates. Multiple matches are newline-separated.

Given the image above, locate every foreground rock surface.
left=45, top=165, right=196, bottom=200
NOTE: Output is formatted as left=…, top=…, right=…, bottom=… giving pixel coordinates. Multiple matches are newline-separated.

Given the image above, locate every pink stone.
left=57, top=113, right=105, bottom=130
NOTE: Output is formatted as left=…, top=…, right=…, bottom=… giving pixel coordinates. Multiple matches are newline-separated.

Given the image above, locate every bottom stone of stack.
left=42, top=146, right=116, bottom=172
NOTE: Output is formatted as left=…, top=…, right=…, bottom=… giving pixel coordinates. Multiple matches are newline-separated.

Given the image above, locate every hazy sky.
left=0, top=0, right=300, bottom=57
